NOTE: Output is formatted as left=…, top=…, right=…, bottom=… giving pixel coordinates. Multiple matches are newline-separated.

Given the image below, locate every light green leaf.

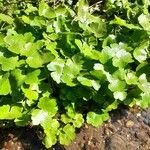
left=108, top=79, right=126, bottom=92
left=59, top=124, right=75, bottom=145
left=61, top=59, right=81, bottom=86
left=47, top=58, right=65, bottom=83
left=138, top=14, right=150, bottom=31
left=138, top=74, right=150, bottom=94
left=61, top=114, right=72, bottom=124
left=113, top=91, right=127, bottom=101
left=0, top=105, right=22, bottom=120
left=87, top=112, right=109, bottom=127
left=77, top=76, right=92, bottom=87
left=0, top=56, right=18, bottom=71
left=0, top=13, right=13, bottom=24
left=39, top=0, right=55, bottom=19
left=43, top=133, right=57, bottom=148
left=31, top=109, right=48, bottom=125
left=73, top=114, right=84, bottom=128
left=112, top=49, right=133, bottom=68
left=75, top=40, right=101, bottom=60
left=133, top=40, right=149, bottom=63
left=26, top=52, right=43, bottom=68
left=38, top=97, right=58, bottom=117
left=76, top=0, right=89, bottom=23
left=25, top=69, right=41, bottom=84
left=139, top=93, right=150, bottom=108
left=22, top=86, right=39, bottom=100
left=11, top=69, right=26, bottom=86
left=111, top=16, right=141, bottom=30
left=125, top=71, right=138, bottom=85
left=0, top=74, right=11, bottom=95
left=77, top=76, right=100, bottom=91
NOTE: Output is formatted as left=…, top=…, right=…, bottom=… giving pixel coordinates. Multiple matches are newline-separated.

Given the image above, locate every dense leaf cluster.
left=0, top=0, right=150, bottom=148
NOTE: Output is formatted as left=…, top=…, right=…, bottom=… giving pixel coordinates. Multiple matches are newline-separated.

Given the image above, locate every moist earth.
left=0, top=106, right=150, bottom=150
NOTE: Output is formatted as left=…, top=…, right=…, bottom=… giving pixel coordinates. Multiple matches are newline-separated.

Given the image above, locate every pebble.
left=126, top=120, right=134, bottom=128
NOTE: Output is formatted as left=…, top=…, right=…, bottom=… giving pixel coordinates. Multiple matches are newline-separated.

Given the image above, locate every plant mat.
left=0, top=106, right=150, bottom=150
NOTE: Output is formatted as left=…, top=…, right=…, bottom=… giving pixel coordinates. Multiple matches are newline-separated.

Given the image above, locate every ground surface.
left=0, top=106, right=150, bottom=150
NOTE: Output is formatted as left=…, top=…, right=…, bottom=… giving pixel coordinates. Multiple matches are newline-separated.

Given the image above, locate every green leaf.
left=11, top=69, right=26, bottom=86
left=0, top=56, right=18, bottom=71
left=41, top=117, right=60, bottom=133
left=25, top=4, right=38, bottom=14
left=61, top=114, right=72, bottom=124
left=77, top=76, right=100, bottom=91
left=87, top=112, right=109, bottom=127
left=113, top=91, right=127, bottom=101
left=26, top=52, right=43, bottom=68
left=39, top=0, right=55, bottom=19
left=108, top=78, right=126, bottom=92
left=75, top=40, right=101, bottom=60
left=0, top=105, right=22, bottom=120
left=0, top=73, right=11, bottom=95
left=125, top=71, right=138, bottom=85
left=104, top=100, right=119, bottom=112
left=61, top=59, right=81, bottom=86
left=41, top=117, right=59, bottom=148
left=138, top=14, right=150, bottom=31
left=45, top=41, right=58, bottom=57
left=133, top=40, right=149, bottom=63
left=112, top=49, right=133, bottom=68
left=73, top=113, right=84, bottom=128
left=47, top=58, right=65, bottom=83
left=38, top=97, right=58, bottom=117
left=59, top=124, right=75, bottom=145
left=77, top=0, right=89, bottom=23
left=43, top=133, right=57, bottom=148
left=111, top=16, right=141, bottom=30
left=25, top=69, right=41, bottom=84
left=4, top=32, right=35, bottom=54
left=139, top=93, right=150, bottom=108
left=15, top=114, right=31, bottom=126
left=0, top=13, right=13, bottom=24
left=22, top=86, right=39, bottom=101
left=31, top=109, right=48, bottom=125
left=138, top=74, right=150, bottom=94
left=0, top=33, right=5, bottom=46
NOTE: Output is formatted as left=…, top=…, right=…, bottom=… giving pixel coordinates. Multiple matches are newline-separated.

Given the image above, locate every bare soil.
left=0, top=106, right=150, bottom=150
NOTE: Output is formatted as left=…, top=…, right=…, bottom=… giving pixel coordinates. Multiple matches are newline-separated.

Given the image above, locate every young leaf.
left=77, top=76, right=100, bottom=91
left=38, top=97, right=58, bottom=117
left=139, top=93, right=150, bottom=108
left=39, top=0, right=55, bottom=19
left=47, top=58, right=65, bottom=83
left=113, top=91, right=127, bottom=101
left=0, top=105, right=22, bottom=120
left=0, top=13, right=13, bottom=24
left=0, top=56, right=18, bottom=71
left=87, top=112, right=109, bottom=127
left=0, top=73, right=11, bottom=95
left=41, top=117, right=59, bottom=148
left=59, top=124, right=75, bottom=145
left=138, top=14, right=150, bottom=31
left=26, top=52, right=43, bottom=68
left=31, top=109, right=48, bottom=125
left=111, top=16, right=141, bottom=30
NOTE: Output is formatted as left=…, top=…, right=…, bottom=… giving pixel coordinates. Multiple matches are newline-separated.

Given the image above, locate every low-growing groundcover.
left=0, top=0, right=150, bottom=148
